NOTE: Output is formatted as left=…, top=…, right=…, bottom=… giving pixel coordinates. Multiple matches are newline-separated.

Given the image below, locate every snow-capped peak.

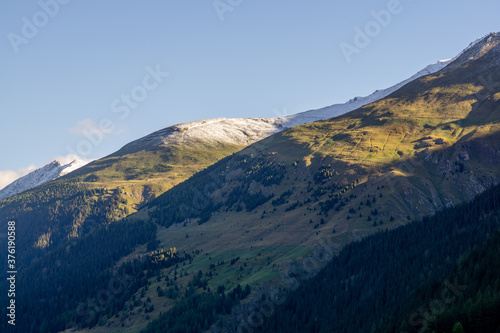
left=59, top=159, right=89, bottom=177
left=278, top=57, right=453, bottom=128
left=0, top=158, right=90, bottom=200
left=114, top=38, right=481, bottom=156
left=443, top=32, right=500, bottom=69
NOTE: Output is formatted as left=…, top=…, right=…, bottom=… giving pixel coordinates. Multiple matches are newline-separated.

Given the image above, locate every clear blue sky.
left=0, top=0, right=499, bottom=181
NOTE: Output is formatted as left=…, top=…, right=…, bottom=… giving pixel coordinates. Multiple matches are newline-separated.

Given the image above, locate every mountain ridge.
left=2, top=34, right=489, bottom=200
left=111, top=32, right=500, bottom=158
left=110, top=56, right=459, bottom=158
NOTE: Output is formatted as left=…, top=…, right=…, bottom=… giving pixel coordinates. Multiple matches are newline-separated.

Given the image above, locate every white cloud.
left=0, top=165, right=37, bottom=190
left=68, top=118, right=124, bottom=138
left=68, top=118, right=103, bottom=137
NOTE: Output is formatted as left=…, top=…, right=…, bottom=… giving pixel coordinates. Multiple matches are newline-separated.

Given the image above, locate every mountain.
left=1, top=32, right=499, bottom=333
left=146, top=31, right=500, bottom=232
left=113, top=31, right=493, bottom=157
left=0, top=158, right=89, bottom=200
left=135, top=32, right=500, bottom=331
left=0, top=38, right=463, bottom=266
left=110, top=56, right=459, bottom=157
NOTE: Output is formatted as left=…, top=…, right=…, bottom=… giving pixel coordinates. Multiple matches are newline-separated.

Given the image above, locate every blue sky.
left=0, top=0, right=499, bottom=187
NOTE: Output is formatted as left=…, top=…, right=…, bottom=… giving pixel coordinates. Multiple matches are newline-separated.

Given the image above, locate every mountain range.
left=2, top=35, right=483, bottom=201
left=0, top=32, right=499, bottom=333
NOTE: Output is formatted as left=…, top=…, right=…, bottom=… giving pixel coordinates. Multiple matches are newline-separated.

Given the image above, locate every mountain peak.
left=49, top=160, right=62, bottom=167
left=0, top=158, right=89, bottom=200
left=445, top=31, right=500, bottom=69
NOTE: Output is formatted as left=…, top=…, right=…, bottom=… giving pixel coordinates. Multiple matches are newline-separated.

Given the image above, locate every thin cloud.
left=68, top=118, right=125, bottom=137
left=68, top=118, right=103, bottom=137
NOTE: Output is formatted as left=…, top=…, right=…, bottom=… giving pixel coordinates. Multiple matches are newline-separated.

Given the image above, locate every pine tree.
left=452, top=322, right=465, bottom=333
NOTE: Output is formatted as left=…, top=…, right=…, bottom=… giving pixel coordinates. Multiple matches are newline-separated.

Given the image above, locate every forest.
left=0, top=219, right=157, bottom=333
left=142, top=282, right=251, bottom=333
left=0, top=180, right=131, bottom=268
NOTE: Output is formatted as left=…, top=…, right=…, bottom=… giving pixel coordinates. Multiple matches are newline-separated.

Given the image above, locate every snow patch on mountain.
left=115, top=118, right=282, bottom=154
left=0, top=159, right=90, bottom=200
left=117, top=55, right=459, bottom=156
left=280, top=59, right=454, bottom=128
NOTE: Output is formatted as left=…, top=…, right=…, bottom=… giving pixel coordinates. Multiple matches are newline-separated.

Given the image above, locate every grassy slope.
left=0, top=141, right=245, bottom=265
